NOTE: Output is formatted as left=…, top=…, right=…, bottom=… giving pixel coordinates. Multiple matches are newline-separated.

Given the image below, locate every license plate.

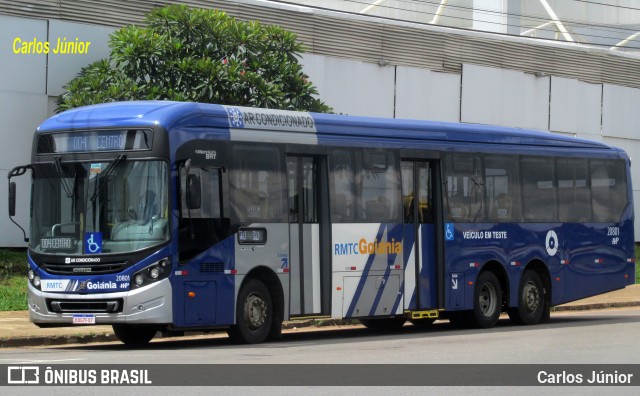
left=72, top=314, right=95, bottom=324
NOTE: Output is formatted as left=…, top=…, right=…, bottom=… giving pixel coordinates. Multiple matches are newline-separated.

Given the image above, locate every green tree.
left=57, top=4, right=331, bottom=113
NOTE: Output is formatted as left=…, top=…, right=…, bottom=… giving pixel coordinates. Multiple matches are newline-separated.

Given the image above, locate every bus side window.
left=590, top=159, right=628, bottom=223
left=358, top=150, right=400, bottom=222
left=558, top=158, right=590, bottom=222
left=329, top=150, right=354, bottom=222
left=521, top=157, right=557, bottom=222
left=444, top=155, right=485, bottom=222
left=485, top=156, right=521, bottom=222
left=229, top=145, right=286, bottom=223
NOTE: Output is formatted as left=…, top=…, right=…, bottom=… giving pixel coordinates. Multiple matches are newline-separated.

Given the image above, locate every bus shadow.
left=61, top=309, right=639, bottom=351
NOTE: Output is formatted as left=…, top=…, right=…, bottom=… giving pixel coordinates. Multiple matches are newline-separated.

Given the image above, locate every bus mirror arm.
left=7, top=165, right=32, bottom=243
left=181, top=158, right=196, bottom=240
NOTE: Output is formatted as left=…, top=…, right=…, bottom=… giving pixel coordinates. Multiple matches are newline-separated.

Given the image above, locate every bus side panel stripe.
left=345, top=224, right=386, bottom=317
left=403, top=224, right=417, bottom=310
left=368, top=224, right=403, bottom=316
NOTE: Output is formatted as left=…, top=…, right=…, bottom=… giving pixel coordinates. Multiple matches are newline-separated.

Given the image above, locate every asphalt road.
left=2, top=308, right=639, bottom=395
left=2, top=308, right=640, bottom=363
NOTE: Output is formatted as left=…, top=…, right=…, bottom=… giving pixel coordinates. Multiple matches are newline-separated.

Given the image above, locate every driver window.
left=179, top=166, right=227, bottom=261
left=180, top=167, right=221, bottom=218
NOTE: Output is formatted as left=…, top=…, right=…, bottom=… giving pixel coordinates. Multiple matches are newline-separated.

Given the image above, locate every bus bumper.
left=27, top=278, right=173, bottom=326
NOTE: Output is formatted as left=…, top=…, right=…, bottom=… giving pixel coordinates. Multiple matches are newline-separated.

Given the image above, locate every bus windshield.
left=30, top=159, right=169, bottom=255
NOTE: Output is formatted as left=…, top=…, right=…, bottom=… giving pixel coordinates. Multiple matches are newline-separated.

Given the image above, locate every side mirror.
left=8, top=181, right=16, bottom=217
left=187, top=173, right=202, bottom=210
left=8, top=165, right=32, bottom=243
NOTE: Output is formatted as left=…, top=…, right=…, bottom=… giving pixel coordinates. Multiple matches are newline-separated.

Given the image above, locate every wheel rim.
left=522, top=281, right=541, bottom=314
left=244, top=292, right=267, bottom=330
left=479, top=282, right=498, bottom=317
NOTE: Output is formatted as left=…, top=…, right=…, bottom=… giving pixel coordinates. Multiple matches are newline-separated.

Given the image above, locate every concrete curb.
left=552, top=301, right=640, bottom=311
left=0, top=333, right=118, bottom=348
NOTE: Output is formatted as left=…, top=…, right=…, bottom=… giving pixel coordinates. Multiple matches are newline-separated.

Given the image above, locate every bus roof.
left=38, top=100, right=616, bottom=152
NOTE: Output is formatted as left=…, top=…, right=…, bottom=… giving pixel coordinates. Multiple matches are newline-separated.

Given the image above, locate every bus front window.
left=31, top=160, right=169, bottom=255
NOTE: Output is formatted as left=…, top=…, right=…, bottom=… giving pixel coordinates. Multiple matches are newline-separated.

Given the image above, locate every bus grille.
left=41, top=262, right=127, bottom=275
left=200, top=262, right=224, bottom=273
left=46, top=298, right=123, bottom=313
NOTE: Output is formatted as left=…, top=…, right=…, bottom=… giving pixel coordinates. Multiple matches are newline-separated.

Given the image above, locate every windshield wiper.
left=90, top=154, right=126, bottom=203
left=54, top=156, right=75, bottom=198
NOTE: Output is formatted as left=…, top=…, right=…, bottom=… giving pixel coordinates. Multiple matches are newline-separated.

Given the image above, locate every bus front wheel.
left=472, top=271, right=502, bottom=328
left=508, top=270, right=545, bottom=325
left=228, top=279, right=273, bottom=344
left=112, top=324, right=157, bottom=346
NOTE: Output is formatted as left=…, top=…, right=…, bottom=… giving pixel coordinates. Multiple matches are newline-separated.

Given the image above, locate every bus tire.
left=228, top=279, right=273, bottom=344
left=472, top=271, right=502, bottom=328
left=360, top=317, right=406, bottom=331
left=508, top=270, right=545, bottom=325
left=112, top=324, right=157, bottom=346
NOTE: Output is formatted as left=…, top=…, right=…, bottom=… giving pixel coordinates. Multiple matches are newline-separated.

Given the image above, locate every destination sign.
left=37, top=129, right=152, bottom=154
left=40, top=237, right=74, bottom=251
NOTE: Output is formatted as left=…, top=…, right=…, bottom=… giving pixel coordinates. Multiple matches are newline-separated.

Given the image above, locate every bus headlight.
left=28, top=269, right=41, bottom=290
left=131, top=258, right=171, bottom=289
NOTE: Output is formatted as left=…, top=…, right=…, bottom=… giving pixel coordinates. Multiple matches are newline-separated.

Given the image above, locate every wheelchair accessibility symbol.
left=445, top=223, right=455, bottom=241
left=84, top=232, right=102, bottom=254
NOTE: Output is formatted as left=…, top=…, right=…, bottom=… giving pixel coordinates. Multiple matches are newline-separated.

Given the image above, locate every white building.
left=1, top=0, right=640, bottom=246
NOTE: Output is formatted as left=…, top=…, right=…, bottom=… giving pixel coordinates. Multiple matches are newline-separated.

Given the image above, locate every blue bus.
left=8, top=101, right=635, bottom=345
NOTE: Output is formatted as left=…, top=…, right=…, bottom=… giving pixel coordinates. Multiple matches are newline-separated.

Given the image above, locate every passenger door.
left=401, top=160, right=438, bottom=310
left=287, top=155, right=330, bottom=315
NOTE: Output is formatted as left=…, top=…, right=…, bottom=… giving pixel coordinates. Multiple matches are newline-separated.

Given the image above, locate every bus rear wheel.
left=228, top=279, right=273, bottom=344
left=112, top=324, right=157, bottom=346
left=472, top=271, right=502, bottom=328
left=508, top=270, right=545, bottom=325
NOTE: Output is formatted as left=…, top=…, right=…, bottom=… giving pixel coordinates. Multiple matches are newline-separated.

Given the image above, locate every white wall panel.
left=47, top=20, right=116, bottom=96
left=0, top=92, right=48, bottom=247
left=395, top=66, right=460, bottom=122
left=550, top=77, right=601, bottom=135
left=0, top=15, right=47, bottom=95
left=300, top=53, right=395, bottom=117
left=47, top=96, right=58, bottom=117
left=0, top=93, right=48, bottom=169
left=461, top=64, right=549, bottom=130
left=473, top=0, right=506, bottom=33
left=602, top=84, right=640, bottom=139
